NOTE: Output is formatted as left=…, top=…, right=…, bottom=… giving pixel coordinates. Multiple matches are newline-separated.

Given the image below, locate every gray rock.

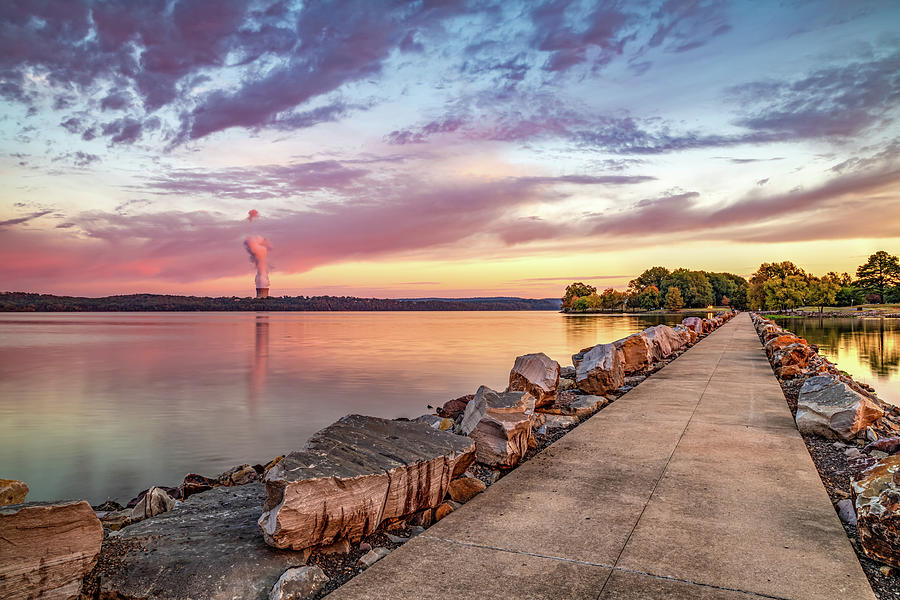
left=796, top=375, right=885, bottom=441
left=560, top=365, right=576, bottom=379
left=385, top=532, right=410, bottom=543
left=268, top=566, right=329, bottom=600
left=358, top=547, right=391, bottom=568
left=836, top=499, right=857, bottom=526
left=98, top=484, right=306, bottom=600
left=535, top=413, right=579, bottom=434
left=259, top=415, right=475, bottom=551
left=409, top=525, right=426, bottom=537
left=570, top=395, right=607, bottom=418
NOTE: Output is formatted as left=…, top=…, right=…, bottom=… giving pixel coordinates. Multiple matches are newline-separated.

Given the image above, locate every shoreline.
left=3, top=312, right=735, bottom=599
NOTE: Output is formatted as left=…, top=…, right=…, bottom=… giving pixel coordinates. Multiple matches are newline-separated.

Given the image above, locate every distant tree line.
left=749, top=250, right=900, bottom=311
left=0, top=293, right=561, bottom=312
left=561, top=267, right=748, bottom=312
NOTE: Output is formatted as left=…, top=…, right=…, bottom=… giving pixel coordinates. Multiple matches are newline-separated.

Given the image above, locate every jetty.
left=328, top=313, right=874, bottom=600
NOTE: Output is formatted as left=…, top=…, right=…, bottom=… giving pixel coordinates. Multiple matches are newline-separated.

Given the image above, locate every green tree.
left=855, top=250, right=900, bottom=303
left=807, top=277, right=840, bottom=313
left=763, top=275, right=808, bottom=310
left=571, top=297, right=590, bottom=311
left=663, top=269, right=713, bottom=307
left=585, top=292, right=603, bottom=310
left=749, top=261, right=807, bottom=310
left=706, top=272, right=749, bottom=307
left=562, top=282, right=597, bottom=309
left=835, top=285, right=865, bottom=307
left=638, top=285, right=661, bottom=310
left=664, top=286, right=684, bottom=310
left=628, top=266, right=670, bottom=295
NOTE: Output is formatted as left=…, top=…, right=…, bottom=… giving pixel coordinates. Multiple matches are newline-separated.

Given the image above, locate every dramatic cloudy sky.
left=1, top=0, right=899, bottom=297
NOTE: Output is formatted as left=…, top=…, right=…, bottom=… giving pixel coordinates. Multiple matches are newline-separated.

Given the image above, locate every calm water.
left=0, top=311, right=684, bottom=504
left=787, top=317, right=900, bottom=406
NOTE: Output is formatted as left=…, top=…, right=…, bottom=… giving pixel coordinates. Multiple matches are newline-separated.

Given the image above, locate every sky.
left=1, top=0, right=899, bottom=299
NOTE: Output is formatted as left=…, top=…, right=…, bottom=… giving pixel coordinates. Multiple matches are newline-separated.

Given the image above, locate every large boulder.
left=437, top=394, right=473, bottom=420
left=461, top=386, right=536, bottom=468
left=0, top=500, right=103, bottom=600
left=572, top=343, right=625, bottom=395
left=643, top=325, right=685, bottom=361
left=508, top=352, right=560, bottom=407
left=796, top=375, right=885, bottom=441
left=851, top=455, right=900, bottom=567
left=0, top=479, right=28, bottom=506
left=681, top=317, right=703, bottom=334
left=259, top=415, right=475, bottom=551
left=97, top=484, right=305, bottom=600
left=613, top=333, right=652, bottom=374
left=672, top=324, right=696, bottom=344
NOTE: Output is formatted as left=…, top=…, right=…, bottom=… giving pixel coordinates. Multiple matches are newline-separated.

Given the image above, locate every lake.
left=785, top=317, right=899, bottom=406
left=0, top=311, right=686, bottom=504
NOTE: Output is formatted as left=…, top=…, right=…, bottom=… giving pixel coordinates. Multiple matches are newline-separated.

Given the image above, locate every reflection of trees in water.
left=795, top=318, right=899, bottom=377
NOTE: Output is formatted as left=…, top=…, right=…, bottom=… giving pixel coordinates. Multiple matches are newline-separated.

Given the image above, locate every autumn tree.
left=629, top=266, right=670, bottom=295
left=665, top=286, right=684, bottom=310
left=856, top=251, right=900, bottom=303
left=562, top=282, right=597, bottom=309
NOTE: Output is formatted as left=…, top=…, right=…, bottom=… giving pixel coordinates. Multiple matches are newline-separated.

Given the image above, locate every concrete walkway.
left=328, top=313, right=875, bottom=600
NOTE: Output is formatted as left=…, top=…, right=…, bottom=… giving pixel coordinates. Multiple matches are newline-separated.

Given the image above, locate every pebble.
left=359, top=542, right=371, bottom=552
left=385, top=533, right=409, bottom=544
left=409, top=526, right=425, bottom=537
left=357, top=547, right=391, bottom=569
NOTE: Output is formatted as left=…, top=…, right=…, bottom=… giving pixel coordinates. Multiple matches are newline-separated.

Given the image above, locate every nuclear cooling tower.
left=256, top=287, right=269, bottom=299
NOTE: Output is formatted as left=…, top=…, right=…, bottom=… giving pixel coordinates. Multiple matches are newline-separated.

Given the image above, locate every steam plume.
left=247, top=209, right=259, bottom=221
left=244, top=235, right=271, bottom=288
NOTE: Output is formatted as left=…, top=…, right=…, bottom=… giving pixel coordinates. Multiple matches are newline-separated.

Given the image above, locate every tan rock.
left=0, top=479, right=28, bottom=506
left=765, top=334, right=807, bottom=357
left=613, top=333, right=652, bottom=374
left=130, top=486, right=176, bottom=522
left=461, top=386, right=536, bottom=468
left=852, top=455, right=900, bottom=567
left=434, top=502, right=454, bottom=522
left=508, top=352, right=560, bottom=407
left=448, top=477, right=486, bottom=503
left=796, top=375, right=885, bottom=441
left=681, top=317, right=703, bottom=334
left=258, top=415, right=475, bottom=551
left=534, top=414, right=579, bottom=434
left=572, top=343, right=625, bottom=395
left=0, top=500, right=103, bottom=600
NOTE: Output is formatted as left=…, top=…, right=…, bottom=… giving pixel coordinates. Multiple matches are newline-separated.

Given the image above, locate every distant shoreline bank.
left=0, top=292, right=562, bottom=312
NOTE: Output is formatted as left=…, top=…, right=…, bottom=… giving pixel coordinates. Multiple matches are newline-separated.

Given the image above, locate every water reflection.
left=789, top=317, right=899, bottom=404
left=0, top=311, right=700, bottom=503
left=249, top=316, right=269, bottom=407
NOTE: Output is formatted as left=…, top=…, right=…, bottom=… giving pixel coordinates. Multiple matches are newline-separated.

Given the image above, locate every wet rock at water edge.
left=437, top=394, right=473, bottom=420
left=0, top=500, right=103, bottom=600
left=259, top=414, right=475, bottom=551
left=508, top=352, right=560, bottom=408
left=460, top=386, right=536, bottom=468
left=219, top=463, right=259, bottom=486
left=268, top=566, right=329, bottom=600
left=796, top=375, right=885, bottom=441
left=97, top=484, right=306, bottom=600
left=130, top=485, right=176, bottom=522
left=0, top=479, right=28, bottom=506
left=414, top=414, right=454, bottom=430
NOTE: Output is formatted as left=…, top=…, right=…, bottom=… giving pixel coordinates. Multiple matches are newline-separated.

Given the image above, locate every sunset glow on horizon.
left=2, top=1, right=899, bottom=298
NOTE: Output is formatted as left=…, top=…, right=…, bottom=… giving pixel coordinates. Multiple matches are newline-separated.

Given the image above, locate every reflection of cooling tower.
left=256, top=288, right=269, bottom=298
